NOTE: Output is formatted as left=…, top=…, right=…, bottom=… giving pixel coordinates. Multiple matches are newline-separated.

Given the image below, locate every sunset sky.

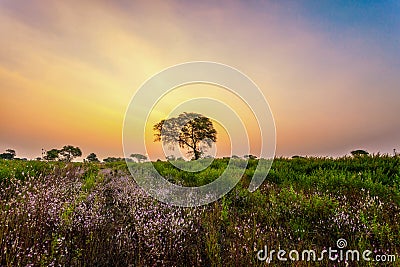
left=1, top=1, right=399, bottom=160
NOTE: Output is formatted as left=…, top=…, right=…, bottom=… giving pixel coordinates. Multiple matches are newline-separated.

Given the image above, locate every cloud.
left=1, top=0, right=399, bottom=158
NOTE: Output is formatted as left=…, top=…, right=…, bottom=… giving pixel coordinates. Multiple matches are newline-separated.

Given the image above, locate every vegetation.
left=59, top=145, right=82, bottom=162
left=130, top=153, right=147, bottom=163
left=86, top=153, right=100, bottom=162
left=244, top=154, right=257, bottom=160
left=351, top=149, right=370, bottom=157
left=0, top=155, right=399, bottom=266
left=0, top=149, right=16, bottom=160
left=43, top=145, right=82, bottom=162
left=103, top=156, right=132, bottom=163
left=153, top=112, right=217, bottom=160
left=44, top=148, right=60, bottom=161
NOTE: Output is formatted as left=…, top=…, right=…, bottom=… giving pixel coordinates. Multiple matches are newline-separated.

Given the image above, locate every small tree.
left=59, top=145, right=82, bottom=162
left=351, top=150, right=369, bottom=157
left=130, top=153, right=147, bottom=163
left=0, top=149, right=16, bottom=160
left=6, top=149, right=16, bottom=157
left=153, top=112, right=217, bottom=160
left=103, top=157, right=124, bottom=163
left=292, top=155, right=306, bottom=159
left=86, top=153, right=100, bottom=162
left=244, top=154, right=257, bottom=160
left=44, top=149, right=60, bottom=161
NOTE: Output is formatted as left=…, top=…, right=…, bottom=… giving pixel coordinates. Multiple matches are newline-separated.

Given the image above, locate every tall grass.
left=0, top=155, right=399, bottom=266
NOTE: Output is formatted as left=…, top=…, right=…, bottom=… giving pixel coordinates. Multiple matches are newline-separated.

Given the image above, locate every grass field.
left=0, top=156, right=399, bottom=266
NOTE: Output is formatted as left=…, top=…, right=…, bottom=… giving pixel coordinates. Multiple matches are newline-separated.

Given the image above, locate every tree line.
left=2, top=146, right=391, bottom=163
left=1, top=112, right=216, bottom=163
left=0, top=113, right=398, bottom=162
left=0, top=146, right=149, bottom=163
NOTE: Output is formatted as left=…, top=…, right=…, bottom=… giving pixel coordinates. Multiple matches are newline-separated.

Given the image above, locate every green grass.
left=0, top=155, right=399, bottom=266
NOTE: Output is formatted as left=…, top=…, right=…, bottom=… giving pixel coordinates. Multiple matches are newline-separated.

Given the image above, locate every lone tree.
left=244, top=154, right=257, bottom=160
left=59, top=145, right=82, bottom=162
left=130, top=153, right=147, bottom=163
left=44, top=149, right=60, bottom=161
left=153, top=112, right=217, bottom=160
left=86, top=153, right=100, bottom=162
left=351, top=149, right=369, bottom=157
left=0, top=149, right=16, bottom=160
left=103, top=157, right=125, bottom=163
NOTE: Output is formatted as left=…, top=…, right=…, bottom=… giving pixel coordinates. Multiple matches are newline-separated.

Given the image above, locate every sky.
left=0, top=0, right=399, bottom=160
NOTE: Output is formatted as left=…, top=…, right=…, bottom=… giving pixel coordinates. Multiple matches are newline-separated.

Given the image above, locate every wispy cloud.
left=1, top=0, right=399, bottom=158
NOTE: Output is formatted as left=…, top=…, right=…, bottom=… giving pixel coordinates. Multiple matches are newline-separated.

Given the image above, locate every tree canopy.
left=351, top=149, right=369, bottom=157
left=44, top=149, right=60, bottom=161
left=153, top=112, right=217, bottom=160
left=103, top=157, right=129, bottom=163
left=86, top=153, right=100, bottom=162
left=0, top=149, right=16, bottom=160
left=44, top=146, right=82, bottom=162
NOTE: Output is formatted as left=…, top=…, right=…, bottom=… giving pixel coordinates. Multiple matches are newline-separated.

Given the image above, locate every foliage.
left=351, top=149, right=370, bottom=157
left=44, top=146, right=82, bottom=162
left=103, top=157, right=131, bottom=163
left=130, top=153, right=147, bottom=163
left=59, top=145, right=82, bottom=162
left=244, top=154, right=257, bottom=160
left=0, top=149, right=16, bottom=160
left=153, top=112, right=217, bottom=160
left=0, top=155, right=399, bottom=266
left=86, top=153, right=100, bottom=162
left=44, top=149, right=60, bottom=161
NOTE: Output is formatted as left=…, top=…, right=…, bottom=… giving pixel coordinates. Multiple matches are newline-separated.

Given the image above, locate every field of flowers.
left=0, top=156, right=399, bottom=266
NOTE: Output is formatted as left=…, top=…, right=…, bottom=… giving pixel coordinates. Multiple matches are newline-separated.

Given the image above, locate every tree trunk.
left=193, top=149, right=200, bottom=160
